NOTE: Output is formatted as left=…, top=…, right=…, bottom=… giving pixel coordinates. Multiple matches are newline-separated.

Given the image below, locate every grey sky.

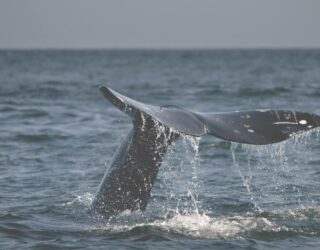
left=0, top=0, right=320, bottom=49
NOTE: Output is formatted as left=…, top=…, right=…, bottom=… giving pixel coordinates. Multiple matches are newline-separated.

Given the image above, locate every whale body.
left=91, top=86, right=320, bottom=217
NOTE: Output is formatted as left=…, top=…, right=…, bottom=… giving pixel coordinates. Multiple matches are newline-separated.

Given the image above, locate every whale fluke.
left=200, top=110, right=320, bottom=144
left=100, top=86, right=320, bottom=144
left=92, top=86, right=320, bottom=216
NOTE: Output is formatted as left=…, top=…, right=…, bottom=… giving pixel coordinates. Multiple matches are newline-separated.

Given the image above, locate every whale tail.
left=100, top=86, right=320, bottom=145
left=93, top=86, right=320, bottom=216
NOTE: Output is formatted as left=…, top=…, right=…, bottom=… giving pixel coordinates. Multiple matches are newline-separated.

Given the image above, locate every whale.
left=91, top=86, right=320, bottom=217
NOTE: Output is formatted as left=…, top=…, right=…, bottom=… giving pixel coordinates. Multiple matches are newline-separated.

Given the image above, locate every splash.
left=63, top=126, right=320, bottom=240
left=85, top=213, right=279, bottom=240
left=63, top=192, right=320, bottom=240
left=157, top=133, right=201, bottom=216
left=63, top=192, right=94, bottom=207
left=153, top=213, right=276, bottom=239
left=229, top=128, right=320, bottom=211
left=230, top=142, right=259, bottom=210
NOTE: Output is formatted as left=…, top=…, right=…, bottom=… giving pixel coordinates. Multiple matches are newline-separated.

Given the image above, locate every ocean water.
left=0, top=49, right=320, bottom=249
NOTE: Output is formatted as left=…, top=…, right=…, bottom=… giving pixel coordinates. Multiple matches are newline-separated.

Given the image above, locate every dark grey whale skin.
left=92, top=86, right=320, bottom=217
left=91, top=113, right=178, bottom=216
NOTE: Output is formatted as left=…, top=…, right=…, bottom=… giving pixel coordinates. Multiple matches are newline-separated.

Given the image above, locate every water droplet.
left=299, top=120, right=307, bottom=125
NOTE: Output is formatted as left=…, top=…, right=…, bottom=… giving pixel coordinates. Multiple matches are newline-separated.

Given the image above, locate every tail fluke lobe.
left=100, top=86, right=320, bottom=145
left=200, top=110, right=320, bottom=145
left=99, top=86, right=206, bottom=135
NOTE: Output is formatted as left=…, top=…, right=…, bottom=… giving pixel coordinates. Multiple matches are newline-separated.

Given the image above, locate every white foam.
left=151, top=213, right=276, bottom=238
left=63, top=192, right=94, bottom=207
left=94, top=213, right=278, bottom=239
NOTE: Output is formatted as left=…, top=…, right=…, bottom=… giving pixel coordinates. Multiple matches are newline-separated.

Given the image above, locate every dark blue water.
left=1, top=50, right=320, bottom=249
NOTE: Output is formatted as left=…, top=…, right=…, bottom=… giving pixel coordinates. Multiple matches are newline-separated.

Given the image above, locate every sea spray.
left=229, top=129, right=319, bottom=211
left=158, top=134, right=202, bottom=216
left=230, top=142, right=261, bottom=211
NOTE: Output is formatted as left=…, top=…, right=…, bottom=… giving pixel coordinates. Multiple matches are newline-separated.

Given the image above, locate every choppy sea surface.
left=1, top=50, right=320, bottom=249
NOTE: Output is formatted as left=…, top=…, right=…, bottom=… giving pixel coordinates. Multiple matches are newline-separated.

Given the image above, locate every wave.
left=193, top=86, right=293, bottom=99
left=237, top=87, right=291, bottom=97
left=62, top=193, right=320, bottom=240
left=2, top=196, right=320, bottom=246
left=260, top=206, right=320, bottom=222
left=0, top=83, right=69, bottom=100
left=85, top=213, right=274, bottom=240
left=14, top=133, right=69, bottom=143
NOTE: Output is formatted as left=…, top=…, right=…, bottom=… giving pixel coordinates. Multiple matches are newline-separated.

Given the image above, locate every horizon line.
left=1, top=46, right=320, bottom=51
